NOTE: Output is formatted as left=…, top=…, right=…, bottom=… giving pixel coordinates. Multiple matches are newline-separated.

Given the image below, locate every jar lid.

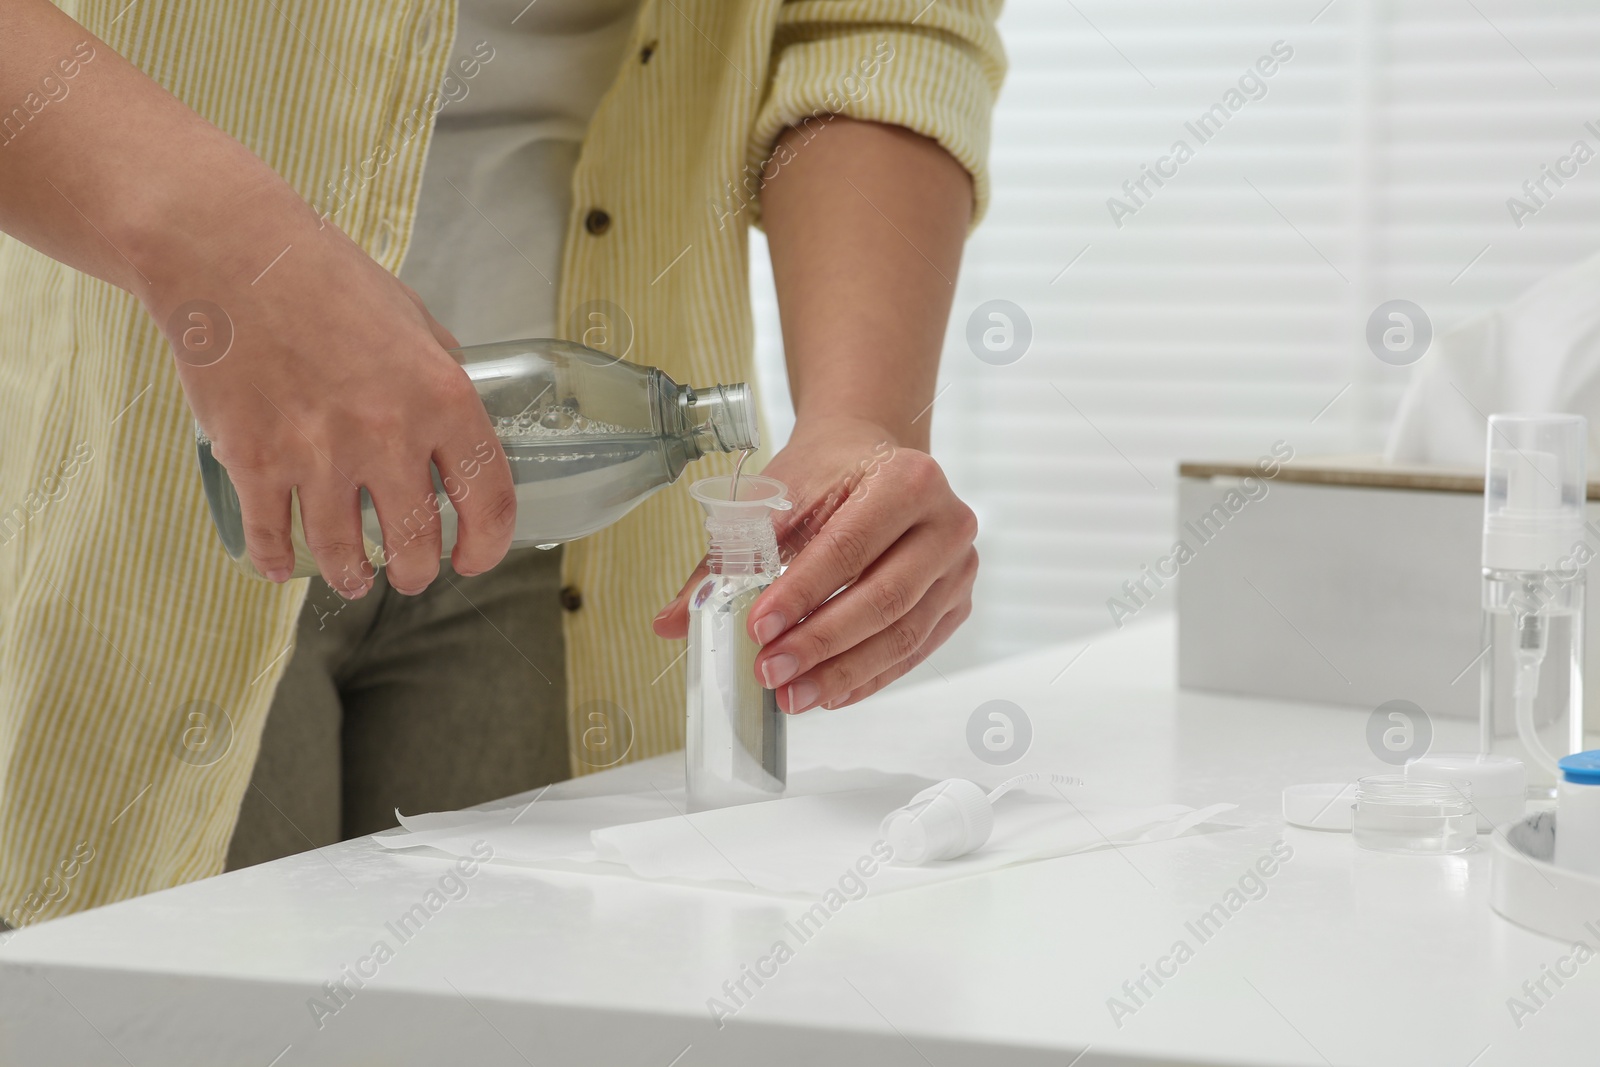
left=1558, top=750, right=1600, bottom=786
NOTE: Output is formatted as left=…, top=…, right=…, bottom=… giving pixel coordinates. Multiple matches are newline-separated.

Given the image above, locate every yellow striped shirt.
left=0, top=0, right=1003, bottom=921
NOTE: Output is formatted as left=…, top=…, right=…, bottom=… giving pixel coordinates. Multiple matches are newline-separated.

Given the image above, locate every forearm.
left=760, top=117, right=972, bottom=451
left=0, top=0, right=291, bottom=304
left=2, top=2, right=516, bottom=592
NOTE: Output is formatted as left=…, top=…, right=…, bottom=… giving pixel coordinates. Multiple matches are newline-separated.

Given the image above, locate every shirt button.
left=640, top=42, right=657, bottom=64
left=584, top=209, right=611, bottom=236
left=560, top=586, right=584, bottom=612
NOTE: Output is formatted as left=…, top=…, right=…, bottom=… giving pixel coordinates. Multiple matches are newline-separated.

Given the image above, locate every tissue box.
left=1174, top=456, right=1600, bottom=726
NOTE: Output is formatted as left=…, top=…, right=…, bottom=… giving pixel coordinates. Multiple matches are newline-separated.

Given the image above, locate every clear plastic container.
left=1479, top=413, right=1588, bottom=796
left=1352, top=775, right=1476, bottom=855
left=685, top=474, right=792, bottom=812
left=196, top=338, right=759, bottom=579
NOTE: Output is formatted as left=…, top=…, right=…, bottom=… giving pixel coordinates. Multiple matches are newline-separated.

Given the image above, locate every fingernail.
left=761, top=653, right=799, bottom=689
left=753, top=611, right=787, bottom=645
left=784, top=679, right=819, bottom=714
left=265, top=566, right=291, bottom=583
left=654, top=602, right=675, bottom=622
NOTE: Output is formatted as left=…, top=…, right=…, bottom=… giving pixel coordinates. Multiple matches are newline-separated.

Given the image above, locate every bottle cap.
left=1482, top=413, right=1587, bottom=571
left=1558, top=750, right=1600, bottom=786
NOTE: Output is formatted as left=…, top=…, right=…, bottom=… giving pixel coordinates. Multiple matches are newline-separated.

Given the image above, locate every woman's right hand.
left=143, top=184, right=517, bottom=597
left=0, top=1, right=516, bottom=596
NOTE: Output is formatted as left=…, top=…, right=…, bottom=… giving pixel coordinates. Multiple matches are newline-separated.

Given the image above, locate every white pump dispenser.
left=1482, top=415, right=1585, bottom=571
left=1479, top=414, right=1588, bottom=794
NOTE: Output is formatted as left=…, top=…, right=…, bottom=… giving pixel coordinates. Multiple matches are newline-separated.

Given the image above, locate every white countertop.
left=1, top=617, right=1592, bottom=1066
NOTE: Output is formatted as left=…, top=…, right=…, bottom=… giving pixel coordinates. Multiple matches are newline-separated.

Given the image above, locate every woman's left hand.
left=653, top=415, right=978, bottom=713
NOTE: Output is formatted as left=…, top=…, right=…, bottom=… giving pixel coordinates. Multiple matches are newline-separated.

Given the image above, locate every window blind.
left=752, top=0, right=1600, bottom=670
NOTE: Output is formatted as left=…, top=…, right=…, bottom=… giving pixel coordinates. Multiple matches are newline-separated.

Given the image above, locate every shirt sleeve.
left=747, top=0, right=1007, bottom=229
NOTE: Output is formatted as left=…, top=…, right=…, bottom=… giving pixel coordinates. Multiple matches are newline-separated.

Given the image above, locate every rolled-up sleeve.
left=748, top=0, right=1007, bottom=229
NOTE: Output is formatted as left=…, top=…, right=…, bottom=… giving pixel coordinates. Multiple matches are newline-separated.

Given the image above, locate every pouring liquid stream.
left=728, top=447, right=752, bottom=502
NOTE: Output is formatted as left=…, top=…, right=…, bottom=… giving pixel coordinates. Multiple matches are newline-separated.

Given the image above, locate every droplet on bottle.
left=535, top=543, right=559, bottom=551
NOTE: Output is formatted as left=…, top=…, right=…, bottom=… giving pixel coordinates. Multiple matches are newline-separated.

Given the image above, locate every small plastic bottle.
left=684, top=474, right=791, bottom=812
left=1479, top=414, right=1587, bottom=798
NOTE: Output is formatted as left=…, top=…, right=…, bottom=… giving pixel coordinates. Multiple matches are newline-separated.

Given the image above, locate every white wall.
left=754, top=0, right=1600, bottom=673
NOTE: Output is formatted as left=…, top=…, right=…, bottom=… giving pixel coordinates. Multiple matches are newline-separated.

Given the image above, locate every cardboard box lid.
left=1179, top=453, right=1600, bottom=499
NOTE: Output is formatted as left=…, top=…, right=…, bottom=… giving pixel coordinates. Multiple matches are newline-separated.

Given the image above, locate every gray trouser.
left=225, top=547, right=569, bottom=870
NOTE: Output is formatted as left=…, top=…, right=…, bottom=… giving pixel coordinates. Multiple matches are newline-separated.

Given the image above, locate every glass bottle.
left=1479, top=413, right=1587, bottom=798
left=195, top=338, right=759, bottom=579
left=685, top=473, right=791, bottom=812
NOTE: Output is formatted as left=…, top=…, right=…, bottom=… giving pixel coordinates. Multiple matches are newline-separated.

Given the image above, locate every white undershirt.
left=399, top=0, right=642, bottom=347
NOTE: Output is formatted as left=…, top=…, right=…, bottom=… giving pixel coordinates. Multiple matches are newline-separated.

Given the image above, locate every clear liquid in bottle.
left=685, top=473, right=791, bottom=812
left=195, top=338, right=759, bottom=579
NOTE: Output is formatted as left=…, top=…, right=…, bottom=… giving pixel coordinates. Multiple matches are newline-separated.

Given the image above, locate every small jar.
left=1554, top=750, right=1600, bottom=876
left=1352, top=775, right=1475, bottom=855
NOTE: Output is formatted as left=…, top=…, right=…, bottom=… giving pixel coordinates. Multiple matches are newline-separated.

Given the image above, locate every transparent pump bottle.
left=1480, top=413, right=1588, bottom=797
left=685, top=474, right=792, bottom=812
left=196, top=339, right=758, bottom=579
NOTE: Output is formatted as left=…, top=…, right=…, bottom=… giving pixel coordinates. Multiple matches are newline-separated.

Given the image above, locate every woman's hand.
left=669, top=116, right=980, bottom=711
left=0, top=2, right=516, bottom=597
left=654, top=415, right=978, bottom=713
left=148, top=187, right=517, bottom=597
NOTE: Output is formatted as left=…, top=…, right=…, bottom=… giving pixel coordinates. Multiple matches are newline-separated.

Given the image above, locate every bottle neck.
left=704, top=514, right=781, bottom=577
left=684, top=383, right=759, bottom=457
